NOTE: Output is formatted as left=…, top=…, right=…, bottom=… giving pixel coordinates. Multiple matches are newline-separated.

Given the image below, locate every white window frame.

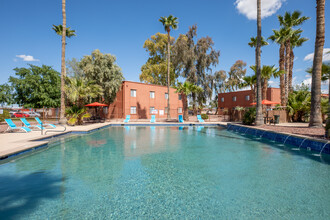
left=131, top=89, right=136, bottom=97
left=165, top=93, right=169, bottom=100
left=178, top=107, right=182, bottom=114
left=178, top=94, right=182, bottom=100
left=150, top=107, right=155, bottom=114
left=221, top=97, right=224, bottom=102
left=130, top=106, right=136, bottom=114
left=150, top=91, right=155, bottom=99
left=232, top=96, right=236, bottom=102
left=245, top=95, right=250, bottom=101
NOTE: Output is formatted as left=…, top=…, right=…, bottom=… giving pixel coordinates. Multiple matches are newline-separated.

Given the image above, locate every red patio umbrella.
left=250, top=100, right=280, bottom=105
left=85, top=102, right=108, bottom=107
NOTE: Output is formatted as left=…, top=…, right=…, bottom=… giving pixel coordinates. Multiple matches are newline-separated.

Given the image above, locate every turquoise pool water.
left=0, top=126, right=330, bottom=219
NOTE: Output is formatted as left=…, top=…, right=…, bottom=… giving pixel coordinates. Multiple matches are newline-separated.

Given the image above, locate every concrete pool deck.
left=0, top=121, right=227, bottom=159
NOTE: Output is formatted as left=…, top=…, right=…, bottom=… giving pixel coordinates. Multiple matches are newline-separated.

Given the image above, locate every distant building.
left=218, top=88, right=281, bottom=111
left=107, top=81, right=183, bottom=119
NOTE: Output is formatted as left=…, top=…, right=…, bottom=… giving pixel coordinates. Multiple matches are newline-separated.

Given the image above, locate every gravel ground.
left=259, top=124, right=326, bottom=139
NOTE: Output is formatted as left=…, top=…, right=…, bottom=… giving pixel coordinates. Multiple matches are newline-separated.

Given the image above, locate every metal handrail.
left=44, top=124, right=66, bottom=135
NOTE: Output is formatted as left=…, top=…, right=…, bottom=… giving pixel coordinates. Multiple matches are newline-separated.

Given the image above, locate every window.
left=232, top=96, right=236, bottom=102
left=245, top=95, right=250, bottom=101
left=178, top=94, right=182, bottom=100
left=150, top=91, right=155, bottom=99
left=165, top=93, right=169, bottom=99
left=130, top=106, right=136, bottom=114
left=220, top=107, right=224, bottom=110
left=150, top=107, right=155, bottom=114
left=165, top=107, right=168, bottom=113
left=178, top=107, right=182, bottom=113
left=221, top=97, right=224, bottom=102
left=130, top=89, right=136, bottom=97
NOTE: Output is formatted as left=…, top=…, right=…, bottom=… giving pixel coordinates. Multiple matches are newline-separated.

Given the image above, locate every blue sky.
left=0, top=0, right=329, bottom=92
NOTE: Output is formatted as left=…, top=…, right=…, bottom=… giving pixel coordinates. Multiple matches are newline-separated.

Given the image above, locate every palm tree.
left=52, top=24, right=76, bottom=38
left=255, top=0, right=263, bottom=126
left=174, top=81, right=203, bottom=120
left=269, top=28, right=287, bottom=106
left=239, top=75, right=256, bottom=102
left=248, top=36, right=269, bottom=48
left=159, top=15, right=178, bottom=120
left=251, top=65, right=284, bottom=100
left=59, top=0, right=67, bottom=125
left=289, top=32, right=308, bottom=92
left=65, top=77, right=103, bottom=108
left=309, top=0, right=325, bottom=128
left=278, top=11, right=310, bottom=103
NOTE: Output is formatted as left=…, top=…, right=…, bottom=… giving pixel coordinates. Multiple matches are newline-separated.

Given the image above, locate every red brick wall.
left=218, top=88, right=281, bottom=111
left=107, top=81, right=183, bottom=119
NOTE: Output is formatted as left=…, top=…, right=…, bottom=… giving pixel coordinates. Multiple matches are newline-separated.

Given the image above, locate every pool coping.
left=0, top=122, right=226, bottom=161
left=227, top=123, right=330, bottom=155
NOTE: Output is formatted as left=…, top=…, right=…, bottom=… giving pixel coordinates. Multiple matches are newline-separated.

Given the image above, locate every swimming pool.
left=0, top=126, right=329, bottom=219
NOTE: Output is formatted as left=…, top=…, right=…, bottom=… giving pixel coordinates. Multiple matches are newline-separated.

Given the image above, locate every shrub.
left=242, top=107, right=256, bottom=125
left=0, top=109, right=10, bottom=122
left=201, top=114, right=208, bottom=120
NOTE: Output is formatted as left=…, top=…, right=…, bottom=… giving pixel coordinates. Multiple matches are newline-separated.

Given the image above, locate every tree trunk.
left=59, top=0, right=67, bottom=125
left=182, top=93, right=188, bottom=120
left=310, top=0, right=325, bottom=128
left=255, top=0, right=263, bottom=126
left=262, top=79, right=268, bottom=100
left=279, top=44, right=286, bottom=106
left=289, top=50, right=294, bottom=93
left=167, top=30, right=171, bottom=120
left=285, top=40, right=291, bottom=106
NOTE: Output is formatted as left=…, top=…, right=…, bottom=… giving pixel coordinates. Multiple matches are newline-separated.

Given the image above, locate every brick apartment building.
left=107, top=81, right=183, bottom=119
left=218, top=88, right=281, bottom=111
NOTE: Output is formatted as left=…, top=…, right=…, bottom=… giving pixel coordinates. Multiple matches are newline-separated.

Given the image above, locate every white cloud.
left=304, top=48, right=330, bottom=62
left=16, top=55, right=39, bottom=62
left=235, top=0, right=285, bottom=20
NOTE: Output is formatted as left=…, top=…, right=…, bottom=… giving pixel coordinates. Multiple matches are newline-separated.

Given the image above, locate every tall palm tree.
left=255, top=0, right=263, bottom=126
left=159, top=15, right=178, bottom=120
left=309, top=0, right=325, bottom=128
left=52, top=24, right=76, bottom=38
left=289, top=32, right=308, bottom=92
left=59, top=0, right=67, bottom=124
left=269, top=28, right=287, bottom=106
left=174, top=81, right=203, bottom=120
left=278, top=11, right=310, bottom=103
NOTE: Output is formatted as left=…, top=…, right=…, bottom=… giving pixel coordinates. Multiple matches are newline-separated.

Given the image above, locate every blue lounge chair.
left=35, top=117, right=56, bottom=128
left=150, top=115, right=156, bottom=123
left=5, top=119, right=31, bottom=133
left=21, top=118, right=44, bottom=130
left=124, top=115, right=130, bottom=123
left=197, top=115, right=204, bottom=123
left=178, top=115, right=184, bottom=123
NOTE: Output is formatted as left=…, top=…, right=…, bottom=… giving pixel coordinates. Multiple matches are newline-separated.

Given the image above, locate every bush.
left=0, top=109, right=10, bottom=122
left=201, top=114, right=208, bottom=120
left=242, top=107, right=256, bottom=125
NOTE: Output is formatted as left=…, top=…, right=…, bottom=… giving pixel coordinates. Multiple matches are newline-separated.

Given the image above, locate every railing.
left=44, top=124, right=66, bottom=135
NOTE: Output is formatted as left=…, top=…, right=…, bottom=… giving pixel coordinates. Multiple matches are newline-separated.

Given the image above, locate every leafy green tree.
left=79, top=49, right=124, bottom=104
left=65, top=105, right=91, bottom=125
left=65, top=77, right=103, bottom=107
left=66, top=58, right=84, bottom=78
left=52, top=24, right=76, bottom=38
left=227, top=60, right=247, bottom=91
left=174, top=25, right=220, bottom=114
left=159, top=15, right=178, bottom=120
left=139, top=33, right=176, bottom=85
left=0, top=83, right=14, bottom=105
left=174, top=81, right=203, bottom=120
left=9, top=64, right=61, bottom=108
left=248, top=36, right=269, bottom=48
